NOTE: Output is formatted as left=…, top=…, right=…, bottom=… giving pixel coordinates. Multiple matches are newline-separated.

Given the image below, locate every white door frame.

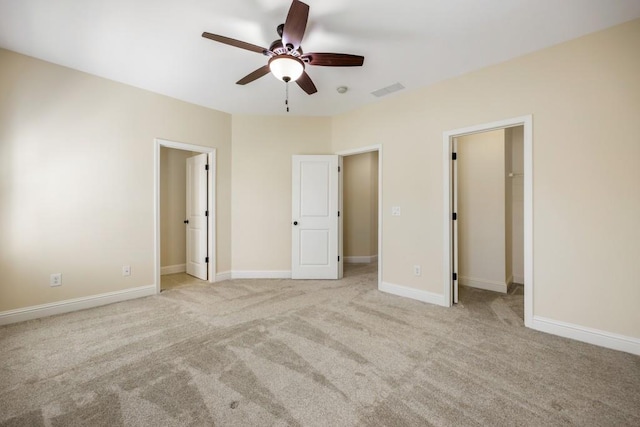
left=443, top=116, right=533, bottom=327
left=154, top=138, right=216, bottom=294
left=336, top=144, right=383, bottom=289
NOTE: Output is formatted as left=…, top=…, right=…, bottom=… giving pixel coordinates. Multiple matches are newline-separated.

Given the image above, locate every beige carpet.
left=1, top=263, right=639, bottom=426
left=161, top=272, right=207, bottom=292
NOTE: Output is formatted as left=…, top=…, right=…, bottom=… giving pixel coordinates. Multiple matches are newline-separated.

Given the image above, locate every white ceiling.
left=1, top=0, right=639, bottom=116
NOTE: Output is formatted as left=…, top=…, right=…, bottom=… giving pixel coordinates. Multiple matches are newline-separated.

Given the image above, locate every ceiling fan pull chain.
left=285, top=81, right=290, bottom=113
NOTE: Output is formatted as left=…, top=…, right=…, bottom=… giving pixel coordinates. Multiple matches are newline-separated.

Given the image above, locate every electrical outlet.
left=413, top=265, right=421, bottom=276
left=122, top=265, right=131, bottom=276
left=392, top=206, right=401, bottom=216
left=50, top=273, right=62, bottom=287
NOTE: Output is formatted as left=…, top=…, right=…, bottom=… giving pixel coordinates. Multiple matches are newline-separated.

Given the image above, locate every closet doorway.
left=443, top=116, right=533, bottom=326
left=453, top=127, right=524, bottom=319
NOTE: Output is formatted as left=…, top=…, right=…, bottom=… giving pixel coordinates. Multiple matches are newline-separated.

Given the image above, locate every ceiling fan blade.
left=302, top=53, right=365, bottom=67
left=296, top=71, right=317, bottom=95
left=282, top=0, right=309, bottom=51
left=236, top=65, right=271, bottom=85
left=202, top=32, right=267, bottom=55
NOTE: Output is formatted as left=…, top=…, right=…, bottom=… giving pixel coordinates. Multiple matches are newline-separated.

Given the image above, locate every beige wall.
left=331, top=19, right=640, bottom=338
left=457, top=130, right=507, bottom=287
left=343, top=151, right=378, bottom=259
left=1, top=19, right=639, bottom=341
left=160, top=148, right=196, bottom=269
left=231, top=115, right=332, bottom=272
left=0, top=48, right=232, bottom=311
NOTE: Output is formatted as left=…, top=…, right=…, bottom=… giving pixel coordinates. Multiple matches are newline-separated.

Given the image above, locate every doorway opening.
left=337, top=145, right=382, bottom=290
left=443, top=116, right=533, bottom=327
left=154, top=138, right=216, bottom=294
left=453, top=127, right=525, bottom=321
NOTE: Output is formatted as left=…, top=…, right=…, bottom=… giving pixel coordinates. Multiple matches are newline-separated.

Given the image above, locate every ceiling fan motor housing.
left=269, top=39, right=303, bottom=56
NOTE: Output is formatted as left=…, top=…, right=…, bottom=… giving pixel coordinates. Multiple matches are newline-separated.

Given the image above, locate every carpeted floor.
left=1, top=263, right=639, bottom=426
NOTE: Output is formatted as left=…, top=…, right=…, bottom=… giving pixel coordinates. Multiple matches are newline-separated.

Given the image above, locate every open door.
left=292, top=155, right=341, bottom=279
left=452, top=138, right=459, bottom=304
left=186, top=153, right=208, bottom=280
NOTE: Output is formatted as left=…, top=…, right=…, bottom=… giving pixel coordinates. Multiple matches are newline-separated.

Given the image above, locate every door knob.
left=184, top=220, right=189, bottom=224
left=293, top=221, right=298, bottom=226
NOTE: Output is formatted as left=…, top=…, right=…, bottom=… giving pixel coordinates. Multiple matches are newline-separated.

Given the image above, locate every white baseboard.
left=161, top=267, right=230, bottom=282
left=232, top=271, right=292, bottom=279
left=215, top=271, right=232, bottom=282
left=380, top=282, right=447, bottom=307
left=344, top=255, right=378, bottom=264
left=161, top=264, right=186, bottom=275
left=532, top=316, right=640, bottom=356
left=0, top=285, right=156, bottom=326
left=460, top=276, right=507, bottom=293
left=513, top=275, right=524, bottom=284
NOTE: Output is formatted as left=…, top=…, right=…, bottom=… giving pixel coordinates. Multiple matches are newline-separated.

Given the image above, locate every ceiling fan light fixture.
left=268, top=55, right=304, bottom=82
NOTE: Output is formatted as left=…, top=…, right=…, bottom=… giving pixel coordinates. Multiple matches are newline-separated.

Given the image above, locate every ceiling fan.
left=202, top=0, right=364, bottom=96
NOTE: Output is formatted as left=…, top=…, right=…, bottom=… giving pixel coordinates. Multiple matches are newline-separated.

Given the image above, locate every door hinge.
left=338, top=166, right=341, bottom=172
left=205, top=257, right=209, bottom=263
left=205, top=210, right=208, bottom=217
left=452, top=152, right=457, bottom=160
left=205, top=164, right=209, bottom=171
left=453, top=272, right=457, bottom=281
left=452, top=212, right=457, bottom=220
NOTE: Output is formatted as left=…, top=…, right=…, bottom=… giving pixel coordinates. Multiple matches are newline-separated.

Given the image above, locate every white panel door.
left=292, top=155, right=340, bottom=279
left=186, top=153, right=208, bottom=280
left=452, top=138, right=459, bottom=304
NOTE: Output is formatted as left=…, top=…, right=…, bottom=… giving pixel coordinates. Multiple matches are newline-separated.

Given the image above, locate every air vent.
left=371, top=82, right=405, bottom=97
